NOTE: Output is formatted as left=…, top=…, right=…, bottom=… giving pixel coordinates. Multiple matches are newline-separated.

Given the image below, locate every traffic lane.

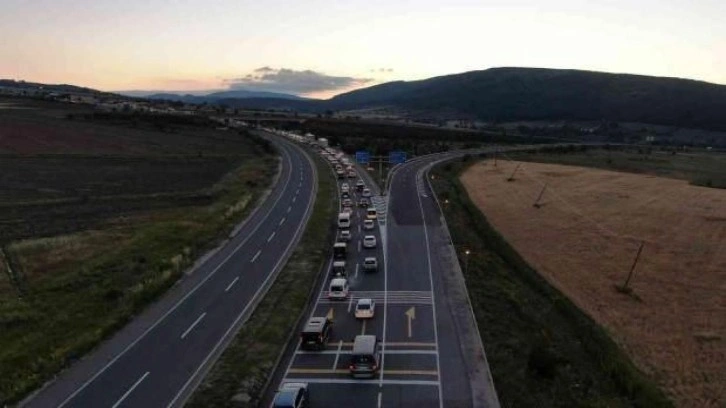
left=71, top=144, right=315, bottom=407
left=420, top=166, right=484, bottom=408
left=385, top=223, right=431, bottom=292
left=56, top=146, right=304, bottom=407
left=382, top=384, right=440, bottom=408
left=308, top=383, right=379, bottom=407
left=309, top=301, right=384, bottom=343
left=383, top=304, right=435, bottom=344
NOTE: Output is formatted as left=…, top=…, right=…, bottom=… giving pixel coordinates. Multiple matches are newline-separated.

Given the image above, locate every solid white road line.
left=251, top=250, right=261, bottom=263
left=283, top=378, right=440, bottom=386
left=279, top=217, right=286, bottom=226
left=354, top=263, right=359, bottom=280
left=296, top=349, right=438, bottom=355
left=180, top=312, right=207, bottom=340
left=224, top=277, right=239, bottom=293
left=378, top=391, right=383, bottom=408
left=267, top=231, right=276, bottom=242
left=332, top=340, right=343, bottom=370
left=111, top=371, right=149, bottom=408
left=417, top=165, right=444, bottom=408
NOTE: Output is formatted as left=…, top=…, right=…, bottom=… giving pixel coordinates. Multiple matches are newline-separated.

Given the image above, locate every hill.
left=326, top=68, right=726, bottom=130
left=140, top=89, right=306, bottom=103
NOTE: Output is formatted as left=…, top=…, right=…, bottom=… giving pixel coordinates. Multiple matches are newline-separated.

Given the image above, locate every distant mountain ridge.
left=6, top=68, right=726, bottom=131
left=125, top=89, right=307, bottom=103
left=220, top=68, right=726, bottom=131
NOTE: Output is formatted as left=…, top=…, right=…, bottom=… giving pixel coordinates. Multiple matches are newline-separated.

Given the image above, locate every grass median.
left=429, top=156, right=672, bottom=408
left=187, top=149, right=336, bottom=407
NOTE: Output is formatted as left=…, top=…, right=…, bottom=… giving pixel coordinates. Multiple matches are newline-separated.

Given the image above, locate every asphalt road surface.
left=24, top=135, right=317, bottom=408
left=275, top=150, right=499, bottom=408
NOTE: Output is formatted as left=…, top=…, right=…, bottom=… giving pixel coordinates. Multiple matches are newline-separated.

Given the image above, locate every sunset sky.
left=1, top=0, right=724, bottom=98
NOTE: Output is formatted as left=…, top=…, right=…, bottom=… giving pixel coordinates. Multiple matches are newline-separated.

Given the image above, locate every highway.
left=273, top=150, right=499, bottom=407
left=24, top=135, right=318, bottom=408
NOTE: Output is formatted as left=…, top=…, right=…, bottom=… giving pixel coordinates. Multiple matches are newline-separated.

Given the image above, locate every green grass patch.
left=429, top=157, right=672, bottom=408
left=0, top=156, right=276, bottom=405
left=187, top=149, right=336, bottom=407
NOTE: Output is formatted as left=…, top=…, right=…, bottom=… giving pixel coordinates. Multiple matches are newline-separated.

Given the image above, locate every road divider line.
left=361, top=319, right=367, bottom=335
left=251, top=250, right=261, bottom=263
left=354, top=263, right=359, bottom=280
left=279, top=217, right=286, bottom=226
left=283, top=377, right=440, bottom=386
left=332, top=340, right=343, bottom=371
left=378, top=392, right=382, bottom=407
left=348, top=297, right=353, bottom=313
left=111, top=371, right=149, bottom=408
left=292, top=196, right=297, bottom=203
left=287, top=206, right=292, bottom=213
left=288, top=368, right=349, bottom=375
left=224, top=277, right=239, bottom=293
left=267, top=231, right=276, bottom=242
left=180, top=312, right=207, bottom=340
left=358, top=240, right=362, bottom=252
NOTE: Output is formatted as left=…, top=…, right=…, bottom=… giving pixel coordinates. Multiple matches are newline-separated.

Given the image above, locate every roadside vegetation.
left=507, top=144, right=726, bottom=189
left=428, top=156, right=672, bottom=407
left=187, top=149, right=336, bottom=407
left=0, top=98, right=277, bottom=404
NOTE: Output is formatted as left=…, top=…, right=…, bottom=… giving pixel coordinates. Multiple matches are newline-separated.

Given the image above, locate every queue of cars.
left=276, top=149, right=382, bottom=407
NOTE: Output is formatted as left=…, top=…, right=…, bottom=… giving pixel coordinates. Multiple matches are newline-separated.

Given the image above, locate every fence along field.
left=0, top=96, right=276, bottom=404
left=461, top=158, right=725, bottom=407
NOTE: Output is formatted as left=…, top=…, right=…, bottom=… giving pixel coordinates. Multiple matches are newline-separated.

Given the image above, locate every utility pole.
left=507, top=163, right=521, bottom=181
left=533, top=183, right=548, bottom=208
left=622, top=240, right=645, bottom=291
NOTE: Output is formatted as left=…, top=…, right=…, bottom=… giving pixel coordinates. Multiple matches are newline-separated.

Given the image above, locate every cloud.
left=370, top=68, right=394, bottom=73
left=225, top=67, right=373, bottom=95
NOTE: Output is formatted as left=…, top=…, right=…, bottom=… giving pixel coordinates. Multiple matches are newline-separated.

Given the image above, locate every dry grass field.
left=461, top=160, right=725, bottom=407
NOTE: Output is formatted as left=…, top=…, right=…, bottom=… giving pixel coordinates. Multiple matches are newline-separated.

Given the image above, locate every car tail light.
left=349, top=364, right=355, bottom=370
left=372, top=364, right=377, bottom=370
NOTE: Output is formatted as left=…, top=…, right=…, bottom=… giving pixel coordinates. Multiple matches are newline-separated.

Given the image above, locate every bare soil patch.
left=461, top=160, right=725, bottom=407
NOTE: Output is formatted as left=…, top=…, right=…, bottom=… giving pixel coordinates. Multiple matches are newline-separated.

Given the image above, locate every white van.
left=349, top=335, right=380, bottom=378
left=338, top=212, right=351, bottom=228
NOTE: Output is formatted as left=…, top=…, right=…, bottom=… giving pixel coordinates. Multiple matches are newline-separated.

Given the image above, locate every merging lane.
left=25, top=135, right=317, bottom=408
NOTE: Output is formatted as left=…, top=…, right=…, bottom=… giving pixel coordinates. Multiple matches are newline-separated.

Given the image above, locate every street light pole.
left=464, top=249, right=470, bottom=275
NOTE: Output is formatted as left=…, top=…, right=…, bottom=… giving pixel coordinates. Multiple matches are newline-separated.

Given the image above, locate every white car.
left=341, top=183, right=350, bottom=194
left=362, top=257, right=378, bottom=272
left=361, top=188, right=371, bottom=197
left=340, top=229, right=351, bottom=241
left=363, top=235, right=377, bottom=248
left=354, top=298, right=375, bottom=319
left=363, top=219, right=375, bottom=230
left=328, top=278, right=349, bottom=300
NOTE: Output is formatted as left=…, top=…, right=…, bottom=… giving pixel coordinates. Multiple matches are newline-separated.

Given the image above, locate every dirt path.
left=461, top=160, right=725, bottom=407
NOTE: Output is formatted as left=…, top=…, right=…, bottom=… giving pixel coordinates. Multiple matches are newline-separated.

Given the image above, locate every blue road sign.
left=355, top=150, right=370, bottom=164
left=389, top=151, right=407, bottom=164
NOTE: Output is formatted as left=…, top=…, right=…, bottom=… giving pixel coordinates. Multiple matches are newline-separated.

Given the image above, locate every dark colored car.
left=300, top=317, right=332, bottom=350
